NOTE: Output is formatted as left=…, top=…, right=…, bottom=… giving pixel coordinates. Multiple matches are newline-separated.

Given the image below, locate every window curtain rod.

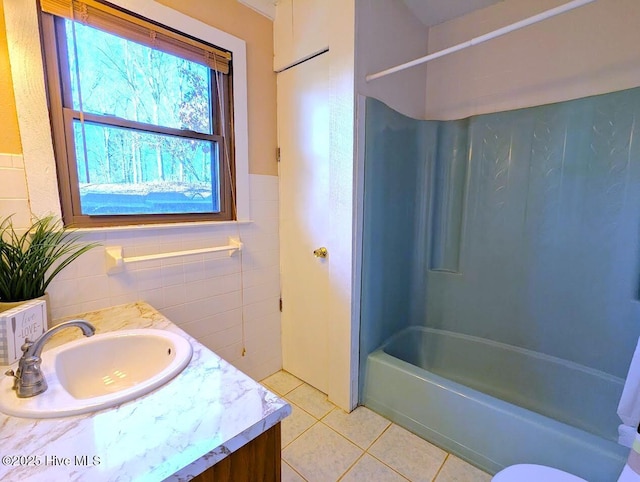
left=365, top=0, right=597, bottom=82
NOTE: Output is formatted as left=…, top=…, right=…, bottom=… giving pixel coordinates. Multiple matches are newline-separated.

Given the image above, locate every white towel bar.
left=105, top=237, right=243, bottom=275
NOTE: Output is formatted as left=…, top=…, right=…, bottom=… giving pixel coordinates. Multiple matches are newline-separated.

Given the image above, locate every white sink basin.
left=0, top=329, right=192, bottom=418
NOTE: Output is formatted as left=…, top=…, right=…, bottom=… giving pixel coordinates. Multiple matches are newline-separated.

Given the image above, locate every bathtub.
left=362, top=326, right=627, bottom=481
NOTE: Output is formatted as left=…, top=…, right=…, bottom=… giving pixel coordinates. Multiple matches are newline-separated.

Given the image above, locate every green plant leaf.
left=0, top=215, right=100, bottom=301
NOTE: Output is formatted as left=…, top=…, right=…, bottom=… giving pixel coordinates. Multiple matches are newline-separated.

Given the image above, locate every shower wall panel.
left=361, top=87, right=640, bottom=381
left=427, top=88, right=640, bottom=377
left=359, top=98, right=435, bottom=379
left=429, top=120, right=469, bottom=273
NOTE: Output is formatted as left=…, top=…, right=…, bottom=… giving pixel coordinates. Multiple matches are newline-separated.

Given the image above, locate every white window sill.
left=73, top=220, right=254, bottom=234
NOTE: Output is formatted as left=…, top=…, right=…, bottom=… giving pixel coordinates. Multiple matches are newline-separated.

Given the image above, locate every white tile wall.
left=43, top=174, right=282, bottom=381
left=0, top=156, right=282, bottom=381
left=0, top=153, right=31, bottom=232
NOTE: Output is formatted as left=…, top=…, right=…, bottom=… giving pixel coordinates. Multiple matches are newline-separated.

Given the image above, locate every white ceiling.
left=401, top=0, right=503, bottom=27
left=237, top=0, right=276, bottom=20
left=238, top=0, right=504, bottom=26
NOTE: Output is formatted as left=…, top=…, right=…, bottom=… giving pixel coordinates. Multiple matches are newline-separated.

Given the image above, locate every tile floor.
left=261, top=370, right=492, bottom=482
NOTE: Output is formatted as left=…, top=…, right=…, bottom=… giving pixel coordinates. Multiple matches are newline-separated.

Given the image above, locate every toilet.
left=492, top=464, right=588, bottom=481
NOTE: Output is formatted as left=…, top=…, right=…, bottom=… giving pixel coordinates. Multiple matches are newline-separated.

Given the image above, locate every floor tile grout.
left=360, top=451, right=412, bottom=481
left=319, top=406, right=336, bottom=421
left=260, top=369, right=304, bottom=398
left=261, top=381, right=303, bottom=398
left=281, top=415, right=486, bottom=482
left=431, top=453, right=450, bottom=481
left=319, top=419, right=363, bottom=450
left=299, top=414, right=415, bottom=481
left=281, top=412, right=315, bottom=450
left=283, top=395, right=332, bottom=421
left=335, top=451, right=366, bottom=482
left=267, top=370, right=490, bottom=482
left=284, top=382, right=411, bottom=480
left=361, top=424, right=413, bottom=482
left=280, top=390, right=334, bottom=451
left=283, top=459, right=309, bottom=481
left=360, top=416, right=392, bottom=451
left=283, top=426, right=414, bottom=482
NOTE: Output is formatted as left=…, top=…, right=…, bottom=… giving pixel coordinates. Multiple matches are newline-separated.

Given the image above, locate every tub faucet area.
left=4, top=320, right=96, bottom=398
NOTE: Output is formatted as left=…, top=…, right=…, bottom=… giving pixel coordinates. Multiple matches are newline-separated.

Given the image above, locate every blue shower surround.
left=360, top=89, right=640, bottom=478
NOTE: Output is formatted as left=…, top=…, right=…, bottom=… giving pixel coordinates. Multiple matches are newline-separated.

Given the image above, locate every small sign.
left=0, top=300, right=48, bottom=366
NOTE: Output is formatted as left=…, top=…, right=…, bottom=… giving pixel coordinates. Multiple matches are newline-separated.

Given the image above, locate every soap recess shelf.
left=105, top=237, right=243, bottom=275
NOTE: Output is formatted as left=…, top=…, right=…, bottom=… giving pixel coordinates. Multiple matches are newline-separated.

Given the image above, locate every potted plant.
left=0, top=215, right=99, bottom=314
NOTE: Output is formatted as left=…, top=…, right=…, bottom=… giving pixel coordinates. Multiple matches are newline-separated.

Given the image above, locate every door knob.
left=313, top=247, right=328, bottom=258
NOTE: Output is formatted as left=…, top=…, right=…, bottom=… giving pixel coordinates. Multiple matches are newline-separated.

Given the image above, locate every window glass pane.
left=65, top=20, right=212, bottom=134
left=73, top=121, right=220, bottom=215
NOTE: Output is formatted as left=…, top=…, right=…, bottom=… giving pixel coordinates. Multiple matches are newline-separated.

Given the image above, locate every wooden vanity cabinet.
left=191, top=423, right=281, bottom=482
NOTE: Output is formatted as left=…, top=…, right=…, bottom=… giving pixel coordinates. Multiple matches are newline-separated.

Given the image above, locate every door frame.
left=274, top=0, right=359, bottom=412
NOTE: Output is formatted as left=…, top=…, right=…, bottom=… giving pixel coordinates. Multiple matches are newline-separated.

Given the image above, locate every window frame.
left=39, top=5, right=237, bottom=227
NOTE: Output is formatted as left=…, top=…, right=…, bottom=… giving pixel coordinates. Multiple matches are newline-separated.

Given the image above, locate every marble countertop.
left=0, top=302, right=291, bottom=482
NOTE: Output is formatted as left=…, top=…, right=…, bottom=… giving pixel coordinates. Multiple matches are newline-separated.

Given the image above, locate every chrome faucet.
left=5, top=320, right=95, bottom=398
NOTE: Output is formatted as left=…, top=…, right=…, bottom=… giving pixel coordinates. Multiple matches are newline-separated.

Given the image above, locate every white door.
left=277, top=53, right=330, bottom=393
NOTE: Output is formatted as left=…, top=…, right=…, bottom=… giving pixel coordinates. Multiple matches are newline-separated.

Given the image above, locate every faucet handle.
left=5, top=369, right=18, bottom=391
left=20, top=338, right=33, bottom=354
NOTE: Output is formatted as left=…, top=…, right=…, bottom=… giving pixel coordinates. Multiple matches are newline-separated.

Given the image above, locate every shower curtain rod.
left=365, top=0, right=597, bottom=82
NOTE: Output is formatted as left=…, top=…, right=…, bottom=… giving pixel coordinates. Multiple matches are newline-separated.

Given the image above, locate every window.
left=39, top=0, right=235, bottom=226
